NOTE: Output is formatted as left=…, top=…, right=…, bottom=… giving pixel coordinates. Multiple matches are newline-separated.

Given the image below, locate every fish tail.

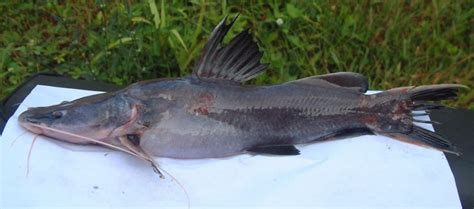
left=367, top=84, right=467, bottom=155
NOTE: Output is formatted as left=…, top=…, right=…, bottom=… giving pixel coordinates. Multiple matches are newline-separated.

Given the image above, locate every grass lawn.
left=1, top=1, right=472, bottom=108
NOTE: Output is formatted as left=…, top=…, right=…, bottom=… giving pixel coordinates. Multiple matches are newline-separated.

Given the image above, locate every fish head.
left=18, top=91, right=137, bottom=144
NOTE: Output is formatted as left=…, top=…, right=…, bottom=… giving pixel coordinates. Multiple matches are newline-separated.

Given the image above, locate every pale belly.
left=139, top=110, right=256, bottom=159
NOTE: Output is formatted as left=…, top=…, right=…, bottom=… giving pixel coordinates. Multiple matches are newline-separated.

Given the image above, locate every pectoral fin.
left=118, top=135, right=164, bottom=178
left=247, top=145, right=301, bottom=156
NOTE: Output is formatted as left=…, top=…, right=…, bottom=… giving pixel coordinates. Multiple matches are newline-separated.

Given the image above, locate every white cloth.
left=0, top=85, right=461, bottom=209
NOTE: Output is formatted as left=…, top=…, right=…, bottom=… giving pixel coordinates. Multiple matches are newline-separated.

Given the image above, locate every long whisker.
left=26, top=134, right=39, bottom=178
left=28, top=124, right=143, bottom=160
left=159, top=168, right=190, bottom=209
left=10, top=130, right=28, bottom=147
left=26, top=124, right=187, bottom=205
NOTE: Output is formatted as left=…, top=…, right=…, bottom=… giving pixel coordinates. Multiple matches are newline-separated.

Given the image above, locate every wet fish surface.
left=19, top=17, right=466, bottom=164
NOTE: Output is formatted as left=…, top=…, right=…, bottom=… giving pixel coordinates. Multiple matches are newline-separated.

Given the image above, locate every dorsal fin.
left=192, top=16, right=268, bottom=83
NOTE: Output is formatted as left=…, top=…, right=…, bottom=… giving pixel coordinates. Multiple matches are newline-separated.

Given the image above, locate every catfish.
left=18, top=17, right=466, bottom=173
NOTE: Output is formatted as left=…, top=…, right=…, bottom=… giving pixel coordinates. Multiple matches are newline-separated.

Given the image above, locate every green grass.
left=1, top=1, right=473, bottom=108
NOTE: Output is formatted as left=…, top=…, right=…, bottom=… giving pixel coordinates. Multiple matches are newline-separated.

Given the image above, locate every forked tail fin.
left=371, top=84, right=467, bottom=155
left=407, top=126, right=460, bottom=155
left=409, top=84, right=467, bottom=110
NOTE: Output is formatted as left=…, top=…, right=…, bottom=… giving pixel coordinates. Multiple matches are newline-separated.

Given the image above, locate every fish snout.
left=18, top=111, right=33, bottom=124
left=18, top=111, right=45, bottom=134
left=18, top=109, right=64, bottom=126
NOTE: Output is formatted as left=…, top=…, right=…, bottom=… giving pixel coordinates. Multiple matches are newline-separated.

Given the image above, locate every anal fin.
left=247, top=145, right=301, bottom=156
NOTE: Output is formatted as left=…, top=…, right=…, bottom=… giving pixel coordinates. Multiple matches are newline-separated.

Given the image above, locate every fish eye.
left=51, top=111, right=63, bottom=118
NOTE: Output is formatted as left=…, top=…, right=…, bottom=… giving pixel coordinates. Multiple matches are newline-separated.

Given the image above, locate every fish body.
left=125, top=76, right=368, bottom=158
left=18, top=17, right=465, bottom=164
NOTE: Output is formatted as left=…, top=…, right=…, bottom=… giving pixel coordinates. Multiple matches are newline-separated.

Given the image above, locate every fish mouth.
left=19, top=121, right=45, bottom=134
left=18, top=111, right=45, bottom=134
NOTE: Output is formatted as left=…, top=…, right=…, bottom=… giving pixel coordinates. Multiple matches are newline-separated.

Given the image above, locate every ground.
left=0, top=1, right=472, bottom=108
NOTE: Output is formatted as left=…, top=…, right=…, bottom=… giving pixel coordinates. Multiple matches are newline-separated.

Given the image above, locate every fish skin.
left=126, top=76, right=370, bottom=158
left=18, top=17, right=465, bottom=160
